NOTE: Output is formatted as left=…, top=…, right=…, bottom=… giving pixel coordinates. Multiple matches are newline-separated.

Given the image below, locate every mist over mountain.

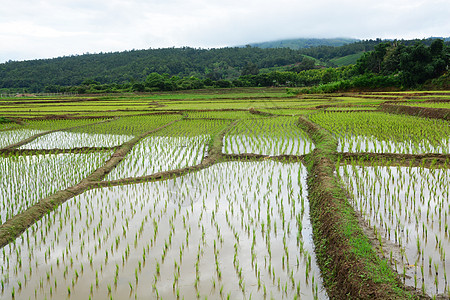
left=242, top=38, right=360, bottom=49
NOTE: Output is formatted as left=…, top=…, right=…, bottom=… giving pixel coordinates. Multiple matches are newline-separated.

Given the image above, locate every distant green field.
left=329, top=52, right=364, bottom=66
left=1, top=88, right=443, bottom=118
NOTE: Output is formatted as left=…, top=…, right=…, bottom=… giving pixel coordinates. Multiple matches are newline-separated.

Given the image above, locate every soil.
left=222, top=153, right=305, bottom=163
left=248, top=108, right=277, bottom=117
left=338, top=152, right=450, bottom=168
left=298, top=115, right=418, bottom=299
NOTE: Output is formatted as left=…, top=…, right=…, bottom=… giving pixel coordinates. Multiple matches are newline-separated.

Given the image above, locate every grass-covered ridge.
left=298, top=115, right=416, bottom=299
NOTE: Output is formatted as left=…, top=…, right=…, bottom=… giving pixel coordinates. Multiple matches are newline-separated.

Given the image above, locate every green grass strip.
left=298, top=116, right=417, bottom=299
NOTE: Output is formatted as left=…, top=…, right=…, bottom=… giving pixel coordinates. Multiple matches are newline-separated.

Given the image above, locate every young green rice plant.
left=105, top=119, right=228, bottom=180
left=339, top=163, right=450, bottom=297
left=0, top=151, right=112, bottom=224
left=223, top=116, right=314, bottom=155
left=0, top=129, right=46, bottom=149
left=0, top=160, right=326, bottom=299
left=310, top=111, right=450, bottom=154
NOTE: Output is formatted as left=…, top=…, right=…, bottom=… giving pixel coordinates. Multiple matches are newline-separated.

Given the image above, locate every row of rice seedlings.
left=0, top=118, right=106, bottom=149
left=0, top=151, right=113, bottom=224
left=335, top=135, right=440, bottom=154
left=337, top=161, right=450, bottom=297
left=324, top=106, right=378, bottom=111
left=105, top=119, right=231, bottom=180
left=0, top=104, right=150, bottom=114
left=81, top=111, right=156, bottom=117
left=19, top=131, right=132, bottom=149
left=0, top=121, right=21, bottom=132
left=0, top=161, right=327, bottom=299
left=183, top=111, right=255, bottom=119
left=258, top=108, right=312, bottom=116
left=106, top=120, right=229, bottom=180
left=105, top=135, right=208, bottom=180
left=20, top=115, right=184, bottom=149
left=309, top=111, right=450, bottom=154
left=223, top=116, right=314, bottom=156
left=69, top=114, right=182, bottom=137
left=23, top=119, right=102, bottom=132
left=151, top=119, right=231, bottom=138
left=0, top=129, right=46, bottom=148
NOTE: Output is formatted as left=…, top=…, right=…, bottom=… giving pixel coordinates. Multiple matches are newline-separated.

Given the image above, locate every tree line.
left=0, top=39, right=448, bottom=93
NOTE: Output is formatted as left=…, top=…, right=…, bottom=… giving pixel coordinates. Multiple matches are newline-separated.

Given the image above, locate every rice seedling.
left=0, top=161, right=326, bottom=299
left=223, top=116, right=314, bottom=155
left=0, top=118, right=100, bottom=149
left=338, top=162, right=450, bottom=297
left=310, top=111, right=450, bottom=154
left=0, top=151, right=112, bottom=223
left=0, top=129, right=46, bottom=149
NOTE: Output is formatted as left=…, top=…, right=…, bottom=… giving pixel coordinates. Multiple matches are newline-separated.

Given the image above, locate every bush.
left=0, top=117, right=11, bottom=124
left=214, top=80, right=233, bottom=88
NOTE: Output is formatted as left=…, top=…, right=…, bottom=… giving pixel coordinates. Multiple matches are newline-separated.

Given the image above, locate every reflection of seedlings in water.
left=0, top=152, right=111, bottom=223
left=20, top=132, right=132, bottom=149
left=339, top=162, right=450, bottom=297
left=311, top=111, right=450, bottom=154
left=106, top=135, right=210, bottom=180
left=223, top=117, right=314, bottom=156
left=0, top=129, right=46, bottom=148
left=0, top=161, right=326, bottom=300
left=167, top=177, right=200, bottom=206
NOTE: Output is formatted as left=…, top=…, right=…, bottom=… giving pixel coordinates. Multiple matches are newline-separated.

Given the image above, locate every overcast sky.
left=0, top=0, right=449, bottom=63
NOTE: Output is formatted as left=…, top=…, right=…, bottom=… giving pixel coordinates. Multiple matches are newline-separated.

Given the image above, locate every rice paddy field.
left=1, top=87, right=450, bottom=299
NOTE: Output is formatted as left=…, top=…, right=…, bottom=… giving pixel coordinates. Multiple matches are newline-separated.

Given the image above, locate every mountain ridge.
left=242, top=37, right=360, bottom=49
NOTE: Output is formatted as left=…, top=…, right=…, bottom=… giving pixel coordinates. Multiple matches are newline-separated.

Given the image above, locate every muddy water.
left=338, top=164, right=450, bottom=297
left=19, top=131, right=133, bottom=149
left=0, top=161, right=327, bottom=299
left=106, top=135, right=209, bottom=180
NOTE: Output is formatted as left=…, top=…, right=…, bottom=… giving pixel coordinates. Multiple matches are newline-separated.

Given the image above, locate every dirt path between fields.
left=0, top=120, right=237, bottom=248
left=338, top=152, right=450, bottom=168
left=0, top=120, right=179, bottom=248
left=0, top=146, right=116, bottom=156
left=297, top=115, right=422, bottom=299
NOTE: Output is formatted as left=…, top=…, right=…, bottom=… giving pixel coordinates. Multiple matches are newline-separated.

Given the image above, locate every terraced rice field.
left=0, top=88, right=449, bottom=299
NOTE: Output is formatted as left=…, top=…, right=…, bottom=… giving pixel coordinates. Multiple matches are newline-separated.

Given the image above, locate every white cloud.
left=0, top=0, right=449, bottom=62
left=0, top=21, right=87, bottom=38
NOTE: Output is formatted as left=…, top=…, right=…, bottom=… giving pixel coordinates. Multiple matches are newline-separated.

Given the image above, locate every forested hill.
left=0, top=47, right=305, bottom=90
left=0, top=37, right=448, bottom=92
left=298, top=37, right=450, bottom=60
